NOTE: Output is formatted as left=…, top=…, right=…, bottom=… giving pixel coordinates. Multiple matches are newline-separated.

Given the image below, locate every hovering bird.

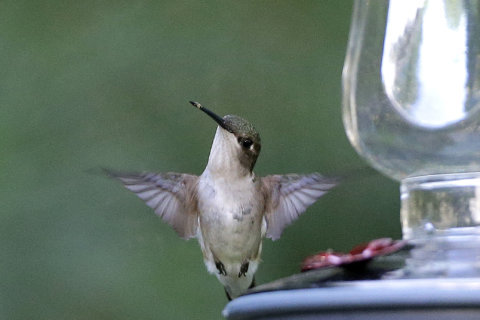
left=108, top=101, right=337, bottom=299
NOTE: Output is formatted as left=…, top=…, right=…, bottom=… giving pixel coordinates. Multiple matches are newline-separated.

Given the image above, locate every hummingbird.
left=107, top=101, right=337, bottom=300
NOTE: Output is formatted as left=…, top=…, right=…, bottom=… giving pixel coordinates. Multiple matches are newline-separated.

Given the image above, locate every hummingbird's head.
left=190, top=101, right=261, bottom=174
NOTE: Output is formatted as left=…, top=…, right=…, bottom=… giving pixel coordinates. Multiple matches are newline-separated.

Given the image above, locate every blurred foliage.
left=0, top=1, right=400, bottom=319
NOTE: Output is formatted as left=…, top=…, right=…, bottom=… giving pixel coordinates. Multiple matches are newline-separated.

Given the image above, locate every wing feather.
left=261, top=173, right=337, bottom=240
left=107, top=170, right=199, bottom=239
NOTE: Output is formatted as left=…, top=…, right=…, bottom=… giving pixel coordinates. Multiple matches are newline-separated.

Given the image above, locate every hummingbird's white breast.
left=197, top=171, right=265, bottom=269
left=197, top=170, right=265, bottom=298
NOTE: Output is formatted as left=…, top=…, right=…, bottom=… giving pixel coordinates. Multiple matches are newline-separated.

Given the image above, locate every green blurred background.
left=1, top=1, right=400, bottom=319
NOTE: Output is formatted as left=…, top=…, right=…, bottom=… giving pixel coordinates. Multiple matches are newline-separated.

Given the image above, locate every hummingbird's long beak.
left=189, top=101, right=234, bottom=133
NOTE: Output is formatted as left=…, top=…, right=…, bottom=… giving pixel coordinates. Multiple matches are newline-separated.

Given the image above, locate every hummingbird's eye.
left=239, top=138, right=253, bottom=149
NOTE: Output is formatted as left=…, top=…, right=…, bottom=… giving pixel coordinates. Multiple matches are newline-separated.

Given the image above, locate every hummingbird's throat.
left=206, top=127, right=253, bottom=178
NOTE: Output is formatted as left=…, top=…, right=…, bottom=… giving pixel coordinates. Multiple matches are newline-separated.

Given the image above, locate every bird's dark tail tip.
left=224, top=277, right=256, bottom=301
left=225, top=289, right=232, bottom=301
left=249, top=277, right=256, bottom=289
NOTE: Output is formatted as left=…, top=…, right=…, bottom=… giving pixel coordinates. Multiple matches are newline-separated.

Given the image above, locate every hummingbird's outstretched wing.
left=107, top=170, right=199, bottom=239
left=261, top=173, right=337, bottom=240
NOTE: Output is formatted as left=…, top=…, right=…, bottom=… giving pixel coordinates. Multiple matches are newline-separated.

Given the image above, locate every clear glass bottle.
left=343, top=0, right=480, bottom=277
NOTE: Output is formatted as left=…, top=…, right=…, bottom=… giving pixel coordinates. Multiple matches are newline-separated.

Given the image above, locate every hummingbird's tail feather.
left=225, top=289, right=232, bottom=301
left=249, top=276, right=256, bottom=289
left=223, top=276, right=256, bottom=301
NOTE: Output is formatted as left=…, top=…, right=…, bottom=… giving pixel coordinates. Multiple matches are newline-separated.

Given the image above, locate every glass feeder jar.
left=343, top=0, right=480, bottom=277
